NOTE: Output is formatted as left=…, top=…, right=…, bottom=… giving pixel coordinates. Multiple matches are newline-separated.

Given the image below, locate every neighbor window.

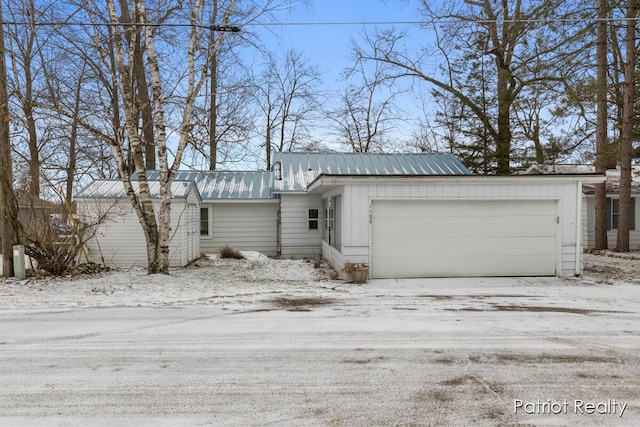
left=611, top=198, right=620, bottom=230
left=200, top=207, right=210, bottom=236
left=308, top=208, right=319, bottom=230
left=607, top=197, right=636, bottom=230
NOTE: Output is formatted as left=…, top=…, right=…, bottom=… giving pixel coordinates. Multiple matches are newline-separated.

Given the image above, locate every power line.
left=1, top=17, right=638, bottom=30
left=0, top=20, right=240, bottom=32
left=254, top=17, right=640, bottom=26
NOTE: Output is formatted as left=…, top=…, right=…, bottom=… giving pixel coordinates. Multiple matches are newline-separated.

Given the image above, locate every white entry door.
left=370, top=199, right=557, bottom=278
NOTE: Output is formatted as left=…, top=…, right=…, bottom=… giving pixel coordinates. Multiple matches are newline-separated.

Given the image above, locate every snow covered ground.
left=0, top=251, right=637, bottom=310
left=0, top=252, right=343, bottom=310
left=1, top=251, right=639, bottom=426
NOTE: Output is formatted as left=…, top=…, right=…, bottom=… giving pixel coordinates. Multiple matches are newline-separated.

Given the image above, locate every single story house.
left=76, top=152, right=604, bottom=277
left=526, top=164, right=639, bottom=250
left=141, top=170, right=279, bottom=257
left=75, top=179, right=201, bottom=268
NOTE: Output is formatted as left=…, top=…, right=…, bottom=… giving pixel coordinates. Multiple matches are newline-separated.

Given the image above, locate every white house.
left=526, top=164, right=639, bottom=251
left=75, top=180, right=201, bottom=268
left=76, top=153, right=604, bottom=277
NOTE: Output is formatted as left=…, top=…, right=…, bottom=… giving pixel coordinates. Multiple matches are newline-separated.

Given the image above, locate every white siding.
left=322, top=240, right=347, bottom=278
left=280, top=194, right=322, bottom=258
left=322, top=180, right=583, bottom=278
left=78, top=189, right=201, bottom=269
left=583, top=195, right=640, bottom=250
left=200, top=202, right=278, bottom=256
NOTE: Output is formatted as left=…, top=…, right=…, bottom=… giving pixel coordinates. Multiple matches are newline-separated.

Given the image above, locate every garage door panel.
left=372, top=236, right=556, bottom=258
left=373, top=216, right=556, bottom=239
left=374, top=199, right=554, bottom=218
left=372, top=254, right=557, bottom=278
left=371, top=199, right=557, bottom=278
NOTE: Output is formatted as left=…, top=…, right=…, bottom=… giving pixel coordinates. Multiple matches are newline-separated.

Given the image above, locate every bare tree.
left=255, top=49, right=322, bottom=169
left=0, top=1, right=19, bottom=277
left=616, top=0, right=636, bottom=252
left=354, top=0, right=589, bottom=174
left=202, top=0, right=310, bottom=170
left=116, top=0, right=158, bottom=170
left=595, top=0, right=610, bottom=250
left=102, top=0, right=237, bottom=273
left=4, top=0, right=55, bottom=197
left=328, top=56, right=402, bottom=153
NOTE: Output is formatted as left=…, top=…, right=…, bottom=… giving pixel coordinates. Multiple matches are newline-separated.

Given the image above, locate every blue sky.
left=255, top=0, right=422, bottom=89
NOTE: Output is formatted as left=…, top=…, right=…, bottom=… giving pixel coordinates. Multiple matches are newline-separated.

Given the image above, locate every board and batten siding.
left=326, top=180, right=584, bottom=277
left=78, top=192, right=200, bottom=268
left=280, top=194, right=322, bottom=258
left=200, top=202, right=278, bottom=256
left=582, top=196, right=640, bottom=250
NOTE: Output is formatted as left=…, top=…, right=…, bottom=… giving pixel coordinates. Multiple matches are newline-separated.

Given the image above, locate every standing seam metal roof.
left=141, top=170, right=275, bottom=200
left=272, top=152, right=470, bottom=192
left=81, top=153, right=470, bottom=199
left=74, top=179, right=199, bottom=199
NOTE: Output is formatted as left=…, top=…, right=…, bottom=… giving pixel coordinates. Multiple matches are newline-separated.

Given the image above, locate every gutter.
left=306, top=173, right=606, bottom=192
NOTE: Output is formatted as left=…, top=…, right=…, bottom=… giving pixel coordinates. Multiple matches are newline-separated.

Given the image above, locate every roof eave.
left=307, top=173, right=606, bottom=193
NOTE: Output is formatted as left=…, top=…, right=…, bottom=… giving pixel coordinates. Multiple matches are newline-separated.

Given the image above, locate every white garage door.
left=371, top=199, right=557, bottom=278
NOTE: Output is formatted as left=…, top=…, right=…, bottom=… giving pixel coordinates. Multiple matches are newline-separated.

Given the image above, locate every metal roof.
left=81, top=153, right=470, bottom=200
left=141, top=170, right=275, bottom=200
left=272, top=152, right=471, bottom=192
left=75, top=179, right=199, bottom=199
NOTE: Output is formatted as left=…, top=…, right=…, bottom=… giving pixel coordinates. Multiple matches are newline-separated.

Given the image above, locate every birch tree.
left=104, top=0, right=236, bottom=273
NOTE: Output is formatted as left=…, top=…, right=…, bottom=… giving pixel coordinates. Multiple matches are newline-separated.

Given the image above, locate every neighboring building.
left=76, top=153, right=604, bottom=277
left=526, top=164, right=640, bottom=251
left=75, top=180, right=201, bottom=268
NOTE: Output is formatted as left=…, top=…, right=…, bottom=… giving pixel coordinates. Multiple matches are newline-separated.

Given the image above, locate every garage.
left=370, top=199, right=558, bottom=278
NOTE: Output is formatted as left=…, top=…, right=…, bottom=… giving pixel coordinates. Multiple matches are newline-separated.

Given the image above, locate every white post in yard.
left=13, top=244, right=25, bottom=280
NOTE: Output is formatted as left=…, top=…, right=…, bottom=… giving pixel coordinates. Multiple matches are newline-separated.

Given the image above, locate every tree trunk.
left=0, top=2, right=17, bottom=276
left=25, top=101, right=41, bottom=196
left=616, top=0, right=635, bottom=252
left=209, top=48, right=218, bottom=170
left=265, top=111, right=272, bottom=170
left=117, top=0, right=156, bottom=171
left=594, top=0, right=609, bottom=250
left=135, top=44, right=156, bottom=171
left=66, top=87, right=80, bottom=212
left=495, top=57, right=513, bottom=175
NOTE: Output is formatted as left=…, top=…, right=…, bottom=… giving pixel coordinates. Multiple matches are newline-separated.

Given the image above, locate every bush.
left=219, top=245, right=245, bottom=259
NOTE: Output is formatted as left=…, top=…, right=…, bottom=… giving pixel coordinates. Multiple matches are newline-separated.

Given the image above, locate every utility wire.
left=1, top=17, right=637, bottom=29
left=0, top=20, right=241, bottom=32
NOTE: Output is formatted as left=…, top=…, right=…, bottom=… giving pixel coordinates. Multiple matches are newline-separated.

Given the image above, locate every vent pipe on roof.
left=273, top=161, right=283, bottom=180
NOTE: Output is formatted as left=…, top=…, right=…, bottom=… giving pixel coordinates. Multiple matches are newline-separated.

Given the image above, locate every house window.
left=200, top=207, right=210, bottom=236
left=607, top=197, right=636, bottom=230
left=308, top=208, right=319, bottom=230
left=324, top=205, right=334, bottom=244
left=610, top=198, right=619, bottom=230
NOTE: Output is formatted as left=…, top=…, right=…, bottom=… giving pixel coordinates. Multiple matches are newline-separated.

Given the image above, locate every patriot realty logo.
left=513, top=399, right=628, bottom=417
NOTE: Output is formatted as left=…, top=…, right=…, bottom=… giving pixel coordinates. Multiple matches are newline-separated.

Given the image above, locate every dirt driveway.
left=1, top=252, right=639, bottom=426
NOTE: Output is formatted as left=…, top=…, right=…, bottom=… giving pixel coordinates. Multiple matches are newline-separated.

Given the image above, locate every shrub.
left=219, top=245, right=245, bottom=259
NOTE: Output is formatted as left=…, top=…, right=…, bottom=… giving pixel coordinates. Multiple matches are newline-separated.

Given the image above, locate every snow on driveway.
left=1, top=251, right=639, bottom=426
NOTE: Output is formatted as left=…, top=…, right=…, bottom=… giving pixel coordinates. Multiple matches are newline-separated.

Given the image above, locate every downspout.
left=276, top=202, right=282, bottom=257
left=575, top=180, right=583, bottom=276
